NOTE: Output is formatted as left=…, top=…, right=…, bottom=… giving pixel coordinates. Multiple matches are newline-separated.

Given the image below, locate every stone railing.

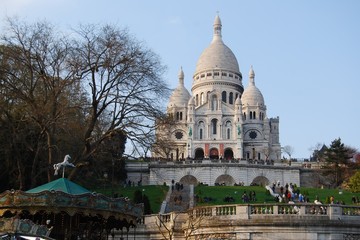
left=185, top=203, right=360, bottom=220
left=131, top=204, right=360, bottom=240
left=342, top=206, right=360, bottom=216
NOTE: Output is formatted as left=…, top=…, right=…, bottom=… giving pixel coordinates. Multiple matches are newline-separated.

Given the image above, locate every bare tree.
left=262, top=147, right=272, bottom=162
left=68, top=24, right=170, bottom=176
left=152, top=115, right=177, bottom=159
left=155, top=213, right=178, bottom=240
left=0, top=18, right=81, bottom=186
left=0, top=18, right=170, bottom=187
left=282, top=145, right=294, bottom=159
left=183, top=211, right=205, bottom=240
left=154, top=211, right=204, bottom=240
left=282, top=145, right=294, bottom=165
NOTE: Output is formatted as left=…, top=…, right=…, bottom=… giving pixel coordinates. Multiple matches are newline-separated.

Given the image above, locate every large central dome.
left=195, top=15, right=240, bottom=74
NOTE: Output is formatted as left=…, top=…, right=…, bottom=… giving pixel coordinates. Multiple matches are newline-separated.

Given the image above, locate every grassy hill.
left=194, top=185, right=358, bottom=206
left=93, top=185, right=169, bottom=213
left=94, top=184, right=359, bottom=214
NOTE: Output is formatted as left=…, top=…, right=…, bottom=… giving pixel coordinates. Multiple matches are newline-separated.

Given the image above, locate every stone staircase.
left=164, top=184, right=191, bottom=213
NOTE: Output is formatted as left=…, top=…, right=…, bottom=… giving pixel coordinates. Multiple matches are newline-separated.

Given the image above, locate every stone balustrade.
left=125, top=203, right=360, bottom=239
left=186, top=203, right=359, bottom=219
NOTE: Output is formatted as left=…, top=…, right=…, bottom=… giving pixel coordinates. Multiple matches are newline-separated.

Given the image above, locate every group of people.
left=242, top=190, right=257, bottom=203
left=171, top=181, right=184, bottom=191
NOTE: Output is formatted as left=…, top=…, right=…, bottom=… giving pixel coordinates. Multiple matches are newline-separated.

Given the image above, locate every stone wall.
left=121, top=204, right=360, bottom=240
left=148, top=162, right=300, bottom=187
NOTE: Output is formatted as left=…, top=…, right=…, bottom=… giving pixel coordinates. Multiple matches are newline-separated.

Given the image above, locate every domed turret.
left=168, top=67, right=191, bottom=108
left=241, top=66, right=265, bottom=106
left=194, top=15, right=240, bottom=76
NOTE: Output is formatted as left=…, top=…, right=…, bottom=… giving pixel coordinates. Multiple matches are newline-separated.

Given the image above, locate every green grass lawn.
left=194, top=185, right=359, bottom=206
left=194, top=185, right=276, bottom=206
left=93, top=185, right=169, bottom=213
left=297, top=187, right=356, bottom=205
left=92, top=184, right=359, bottom=213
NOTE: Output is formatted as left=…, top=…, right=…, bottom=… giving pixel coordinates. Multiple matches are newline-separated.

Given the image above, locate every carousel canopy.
left=26, top=178, right=90, bottom=195
left=1, top=178, right=143, bottom=239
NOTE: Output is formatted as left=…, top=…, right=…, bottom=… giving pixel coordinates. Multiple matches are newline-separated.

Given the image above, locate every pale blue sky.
left=1, top=0, right=359, bottom=158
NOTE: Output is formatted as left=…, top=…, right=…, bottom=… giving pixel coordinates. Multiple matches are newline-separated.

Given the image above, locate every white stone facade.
left=147, top=163, right=300, bottom=187
left=153, top=15, right=281, bottom=161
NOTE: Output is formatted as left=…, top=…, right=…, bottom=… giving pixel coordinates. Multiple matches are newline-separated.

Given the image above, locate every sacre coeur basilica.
left=127, top=15, right=300, bottom=188
left=154, top=14, right=281, bottom=162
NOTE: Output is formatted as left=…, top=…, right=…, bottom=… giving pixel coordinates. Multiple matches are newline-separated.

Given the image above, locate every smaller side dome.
left=241, top=66, right=265, bottom=106
left=168, top=67, right=191, bottom=108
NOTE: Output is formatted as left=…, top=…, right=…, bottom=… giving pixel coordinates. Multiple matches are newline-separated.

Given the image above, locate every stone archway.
left=224, top=148, right=234, bottom=160
left=215, top=174, right=235, bottom=186
left=251, top=176, right=270, bottom=187
left=179, top=175, right=198, bottom=185
left=209, top=148, right=219, bottom=159
left=194, top=148, right=204, bottom=160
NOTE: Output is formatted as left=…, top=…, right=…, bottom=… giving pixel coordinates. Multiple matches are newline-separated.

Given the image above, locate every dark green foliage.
left=142, top=194, right=152, bottom=214
left=322, top=138, right=357, bottom=187
left=133, top=190, right=143, bottom=203
left=132, top=189, right=152, bottom=214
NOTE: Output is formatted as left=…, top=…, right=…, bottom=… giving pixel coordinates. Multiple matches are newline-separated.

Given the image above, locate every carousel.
left=0, top=156, right=143, bottom=240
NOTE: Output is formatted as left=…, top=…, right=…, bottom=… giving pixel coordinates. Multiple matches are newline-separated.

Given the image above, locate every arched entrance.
left=209, top=148, right=219, bottom=159
left=224, top=148, right=234, bottom=160
left=194, top=148, right=204, bottom=160
left=179, top=175, right=198, bottom=185
left=215, top=174, right=235, bottom=186
left=251, top=176, right=270, bottom=187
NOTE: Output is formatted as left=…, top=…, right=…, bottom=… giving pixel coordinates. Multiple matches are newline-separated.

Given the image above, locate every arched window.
left=229, top=92, right=234, bottom=104
left=227, top=128, right=230, bottom=139
left=243, top=112, right=246, bottom=120
left=211, top=119, right=217, bottom=135
left=195, top=94, right=199, bottom=106
left=253, top=111, right=256, bottom=119
left=200, top=129, right=203, bottom=140
left=180, top=112, right=183, bottom=120
left=222, top=91, right=227, bottom=103
left=250, top=112, right=253, bottom=119
left=176, top=112, right=180, bottom=120
left=200, top=92, right=204, bottom=105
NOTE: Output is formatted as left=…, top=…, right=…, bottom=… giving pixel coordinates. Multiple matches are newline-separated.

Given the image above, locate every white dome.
left=242, top=67, right=265, bottom=106
left=195, top=15, right=240, bottom=74
left=168, top=67, right=191, bottom=108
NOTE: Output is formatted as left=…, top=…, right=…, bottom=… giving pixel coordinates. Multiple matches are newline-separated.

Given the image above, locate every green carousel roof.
left=26, top=178, right=90, bottom=195
left=1, top=178, right=143, bottom=239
